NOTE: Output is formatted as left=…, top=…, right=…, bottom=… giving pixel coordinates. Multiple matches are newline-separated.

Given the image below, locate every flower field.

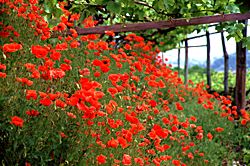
left=0, top=1, right=250, bottom=166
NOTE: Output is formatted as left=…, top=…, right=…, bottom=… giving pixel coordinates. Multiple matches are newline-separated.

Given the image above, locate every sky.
left=163, top=21, right=250, bottom=68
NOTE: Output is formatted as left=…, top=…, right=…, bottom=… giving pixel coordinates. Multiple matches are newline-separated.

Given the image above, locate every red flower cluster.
left=3, top=43, right=22, bottom=53
left=10, top=116, right=24, bottom=127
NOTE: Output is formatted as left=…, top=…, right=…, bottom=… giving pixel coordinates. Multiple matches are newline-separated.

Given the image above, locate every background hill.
left=167, top=51, right=250, bottom=72
left=211, top=51, right=250, bottom=72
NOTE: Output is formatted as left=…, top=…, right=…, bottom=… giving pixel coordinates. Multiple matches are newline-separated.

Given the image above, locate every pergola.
left=53, top=12, right=250, bottom=112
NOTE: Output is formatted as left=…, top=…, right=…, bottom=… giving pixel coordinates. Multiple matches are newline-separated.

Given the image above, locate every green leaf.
left=136, top=10, right=145, bottom=20
left=236, top=23, right=245, bottom=30
left=106, top=1, right=121, bottom=14
left=44, top=2, right=52, bottom=13
left=163, top=0, right=175, bottom=9
left=243, top=36, right=250, bottom=50
left=51, top=0, right=57, bottom=6
left=54, top=8, right=63, bottom=18
left=95, top=0, right=110, bottom=5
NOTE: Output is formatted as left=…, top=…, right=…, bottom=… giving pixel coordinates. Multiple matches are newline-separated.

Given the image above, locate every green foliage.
left=106, top=1, right=121, bottom=14
left=41, top=0, right=63, bottom=26
left=174, top=66, right=250, bottom=92
left=38, top=0, right=250, bottom=51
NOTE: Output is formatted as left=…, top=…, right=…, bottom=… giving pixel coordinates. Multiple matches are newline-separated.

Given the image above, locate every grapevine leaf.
left=106, top=1, right=121, bottom=14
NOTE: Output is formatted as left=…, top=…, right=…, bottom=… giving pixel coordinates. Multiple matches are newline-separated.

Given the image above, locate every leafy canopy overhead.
left=42, top=0, right=249, bottom=50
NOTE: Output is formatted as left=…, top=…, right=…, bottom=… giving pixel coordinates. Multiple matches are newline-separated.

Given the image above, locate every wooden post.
left=184, top=39, right=188, bottom=85
left=177, top=44, right=181, bottom=77
left=236, top=20, right=248, bottom=113
left=206, top=31, right=211, bottom=91
left=162, top=52, right=164, bottom=65
left=221, top=31, right=229, bottom=95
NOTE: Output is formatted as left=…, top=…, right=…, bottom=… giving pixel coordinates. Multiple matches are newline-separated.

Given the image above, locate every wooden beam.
left=174, top=44, right=207, bottom=49
left=52, top=12, right=250, bottom=37
left=184, top=31, right=223, bottom=41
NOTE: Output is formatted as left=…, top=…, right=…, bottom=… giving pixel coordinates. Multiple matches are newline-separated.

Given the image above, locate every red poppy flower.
left=148, top=130, right=157, bottom=140
left=66, top=96, right=79, bottom=106
left=0, top=72, right=6, bottom=78
left=26, top=90, right=37, bottom=100
left=67, top=112, right=76, bottom=119
left=182, top=145, right=190, bottom=152
left=0, top=63, right=6, bottom=70
left=3, top=43, right=22, bottom=53
left=190, top=116, right=197, bottom=122
left=172, top=159, right=180, bottom=166
left=207, top=132, right=213, bottom=140
left=49, top=68, right=65, bottom=79
left=96, top=154, right=107, bottom=165
left=171, top=125, right=178, bottom=132
left=160, top=155, right=172, bottom=161
left=105, top=30, right=115, bottom=37
left=10, top=116, right=24, bottom=127
left=196, top=133, right=203, bottom=140
left=60, top=63, right=72, bottom=71
left=70, top=40, right=79, bottom=48
left=175, top=102, right=184, bottom=111
left=55, top=99, right=66, bottom=108
left=26, top=109, right=40, bottom=117
left=124, top=44, right=131, bottom=50
left=82, top=16, right=98, bottom=28
left=215, top=127, right=224, bottom=132
left=117, top=136, right=129, bottom=149
left=125, top=113, right=139, bottom=124
left=107, top=87, right=118, bottom=97
left=107, top=138, right=119, bottom=148
left=134, top=157, right=144, bottom=165
left=97, top=41, right=109, bottom=50
left=162, top=117, right=170, bottom=124
left=31, top=45, right=48, bottom=58
left=241, top=119, right=248, bottom=125
left=79, top=68, right=90, bottom=76
left=40, top=98, right=52, bottom=106
left=92, top=59, right=102, bottom=66
left=149, top=100, right=157, bottom=107
left=134, top=61, right=143, bottom=72
left=100, top=65, right=110, bottom=73
left=0, top=31, right=10, bottom=38
left=29, top=0, right=38, bottom=4
left=108, top=74, right=120, bottom=83
left=122, top=154, right=132, bottom=166
left=57, top=22, right=67, bottom=31
left=55, top=42, right=68, bottom=50
left=50, top=50, right=61, bottom=61
left=60, top=132, right=67, bottom=138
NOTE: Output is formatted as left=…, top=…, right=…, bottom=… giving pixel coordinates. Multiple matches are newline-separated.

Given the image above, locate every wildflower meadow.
left=0, top=1, right=250, bottom=166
